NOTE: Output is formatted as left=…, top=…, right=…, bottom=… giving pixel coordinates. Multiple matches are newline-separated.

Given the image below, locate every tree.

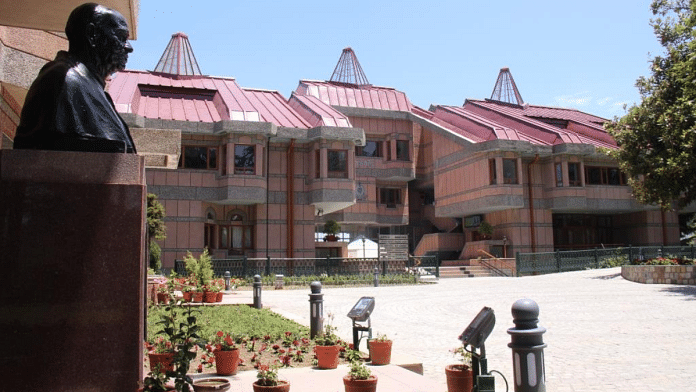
left=147, top=193, right=167, bottom=271
left=605, top=0, right=696, bottom=209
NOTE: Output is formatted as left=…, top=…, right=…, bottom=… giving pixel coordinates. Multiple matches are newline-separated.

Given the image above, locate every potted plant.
left=156, top=285, right=170, bottom=305
left=314, top=313, right=341, bottom=369
left=252, top=363, right=290, bottom=392
left=146, top=336, right=175, bottom=373
left=205, top=331, right=241, bottom=376
left=322, top=220, right=341, bottom=242
left=343, top=360, right=377, bottom=392
left=367, top=333, right=392, bottom=365
left=445, top=346, right=473, bottom=392
left=477, top=221, right=493, bottom=240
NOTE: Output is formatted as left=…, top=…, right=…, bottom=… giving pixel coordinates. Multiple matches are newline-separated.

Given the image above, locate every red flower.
left=348, top=343, right=354, bottom=350
left=224, top=336, right=234, bottom=346
left=217, top=331, right=224, bottom=337
left=272, top=344, right=280, bottom=351
left=279, top=348, right=285, bottom=354
left=197, top=364, right=203, bottom=373
left=292, top=340, right=299, bottom=346
left=285, top=331, right=292, bottom=337
left=264, top=335, right=271, bottom=341
left=251, top=354, right=257, bottom=362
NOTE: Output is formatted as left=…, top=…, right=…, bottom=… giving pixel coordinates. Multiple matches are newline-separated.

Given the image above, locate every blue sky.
left=126, top=0, right=664, bottom=120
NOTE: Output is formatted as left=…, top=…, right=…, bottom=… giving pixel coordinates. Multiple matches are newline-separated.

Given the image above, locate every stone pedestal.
left=0, top=150, right=146, bottom=391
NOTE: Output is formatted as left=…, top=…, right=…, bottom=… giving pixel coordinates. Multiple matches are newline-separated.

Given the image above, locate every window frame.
left=327, top=150, right=348, bottom=178
left=502, top=158, right=518, bottom=184
left=356, top=140, right=383, bottom=158
left=233, top=144, right=256, bottom=175
left=179, top=145, right=218, bottom=170
left=395, top=140, right=410, bottom=161
left=378, top=188, right=402, bottom=208
left=568, top=162, right=582, bottom=187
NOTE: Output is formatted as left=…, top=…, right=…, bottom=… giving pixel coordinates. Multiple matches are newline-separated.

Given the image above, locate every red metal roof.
left=242, top=88, right=311, bottom=129
left=288, top=93, right=352, bottom=128
left=109, top=70, right=311, bottom=128
left=429, top=100, right=616, bottom=148
left=296, top=80, right=413, bottom=112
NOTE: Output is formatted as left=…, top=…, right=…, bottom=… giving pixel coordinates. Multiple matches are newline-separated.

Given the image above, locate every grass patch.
left=147, top=305, right=308, bottom=342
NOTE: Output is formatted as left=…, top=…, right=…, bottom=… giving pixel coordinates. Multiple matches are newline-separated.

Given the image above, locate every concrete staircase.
left=438, top=265, right=497, bottom=278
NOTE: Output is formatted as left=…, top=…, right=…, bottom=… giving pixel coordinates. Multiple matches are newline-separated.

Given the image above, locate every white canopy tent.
left=347, top=237, right=379, bottom=258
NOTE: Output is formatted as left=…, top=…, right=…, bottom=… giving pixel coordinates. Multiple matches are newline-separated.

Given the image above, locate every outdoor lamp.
left=223, top=271, right=231, bottom=291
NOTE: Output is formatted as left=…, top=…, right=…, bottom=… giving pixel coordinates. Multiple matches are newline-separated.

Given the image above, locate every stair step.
left=437, top=266, right=496, bottom=278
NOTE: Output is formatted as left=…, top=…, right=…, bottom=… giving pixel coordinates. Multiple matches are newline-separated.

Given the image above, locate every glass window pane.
left=244, top=227, right=252, bottom=248
left=234, top=145, right=255, bottom=174
left=328, top=150, right=347, bottom=177
left=396, top=140, right=409, bottom=161
left=568, top=163, right=580, bottom=186
left=555, top=163, right=563, bottom=187
left=220, top=227, right=228, bottom=248
left=209, top=148, right=217, bottom=169
left=503, top=159, right=517, bottom=184
left=232, top=226, right=243, bottom=249
left=184, top=147, right=207, bottom=169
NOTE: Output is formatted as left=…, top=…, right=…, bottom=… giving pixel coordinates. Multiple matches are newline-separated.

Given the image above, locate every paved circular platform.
left=259, top=267, right=696, bottom=392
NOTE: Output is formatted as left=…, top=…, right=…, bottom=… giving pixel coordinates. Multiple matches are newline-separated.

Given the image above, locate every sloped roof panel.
left=288, top=93, right=353, bottom=128
left=296, top=80, right=413, bottom=112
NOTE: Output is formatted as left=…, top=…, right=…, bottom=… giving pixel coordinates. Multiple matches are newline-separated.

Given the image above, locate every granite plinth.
left=0, top=150, right=146, bottom=391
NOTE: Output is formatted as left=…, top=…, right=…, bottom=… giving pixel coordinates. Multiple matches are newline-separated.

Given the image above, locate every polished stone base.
left=0, top=150, right=146, bottom=391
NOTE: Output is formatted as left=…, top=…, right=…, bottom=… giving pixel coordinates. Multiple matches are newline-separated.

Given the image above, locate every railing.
left=477, top=249, right=510, bottom=277
left=515, top=245, right=696, bottom=277
left=173, top=255, right=439, bottom=278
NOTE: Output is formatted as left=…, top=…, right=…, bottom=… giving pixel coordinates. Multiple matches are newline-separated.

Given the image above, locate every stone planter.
left=622, top=265, right=696, bottom=284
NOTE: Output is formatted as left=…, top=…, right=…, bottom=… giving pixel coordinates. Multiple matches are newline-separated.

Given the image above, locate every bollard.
left=309, top=281, right=324, bottom=339
left=224, top=271, right=231, bottom=291
left=373, top=266, right=379, bottom=287
left=253, top=275, right=262, bottom=309
left=508, top=298, right=547, bottom=392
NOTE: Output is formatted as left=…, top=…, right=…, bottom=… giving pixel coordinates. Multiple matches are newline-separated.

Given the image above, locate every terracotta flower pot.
left=315, top=345, right=340, bottom=369
left=183, top=291, right=193, bottom=302
left=252, top=380, right=290, bottom=392
left=343, top=375, right=377, bottom=392
left=148, top=351, right=174, bottom=373
left=368, top=339, right=392, bottom=365
left=216, top=292, right=224, bottom=302
left=193, top=291, right=204, bottom=303
left=156, top=292, right=169, bottom=304
left=204, top=291, right=217, bottom=303
left=445, top=364, right=473, bottom=392
left=214, top=349, right=240, bottom=376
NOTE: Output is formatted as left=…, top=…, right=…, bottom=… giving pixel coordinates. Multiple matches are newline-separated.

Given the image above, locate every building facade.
left=4, top=26, right=687, bottom=268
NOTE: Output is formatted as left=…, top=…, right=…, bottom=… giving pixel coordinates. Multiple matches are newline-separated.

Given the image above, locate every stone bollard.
left=275, top=274, right=284, bottom=290
left=253, top=275, right=262, bottom=309
left=508, top=298, right=547, bottom=392
left=309, top=281, right=324, bottom=339
left=224, top=271, right=231, bottom=291
left=373, top=266, right=380, bottom=287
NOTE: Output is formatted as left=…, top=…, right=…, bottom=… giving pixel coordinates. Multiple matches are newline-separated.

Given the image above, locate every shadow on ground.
left=660, top=286, right=696, bottom=300
left=590, top=272, right=622, bottom=280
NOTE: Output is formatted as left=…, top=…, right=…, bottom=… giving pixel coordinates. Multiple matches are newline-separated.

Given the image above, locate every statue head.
left=65, top=3, right=133, bottom=80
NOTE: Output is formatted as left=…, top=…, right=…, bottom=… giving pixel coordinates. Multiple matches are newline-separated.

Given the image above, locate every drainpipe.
left=266, top=138, right=270, bottom=258
left=286, top=139, right=296, bottom=274
left=527, top=155, right=539, bottom=253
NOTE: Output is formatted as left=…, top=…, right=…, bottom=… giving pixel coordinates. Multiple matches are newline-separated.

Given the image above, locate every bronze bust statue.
left=13, top=3, right=136, bottom=153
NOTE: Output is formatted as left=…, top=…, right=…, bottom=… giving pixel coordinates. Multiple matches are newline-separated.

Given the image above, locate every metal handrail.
left=477, top=249, right=510, bottom=277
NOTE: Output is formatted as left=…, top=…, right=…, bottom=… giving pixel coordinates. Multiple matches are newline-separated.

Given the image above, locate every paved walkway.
left=246, top=267, right=696, bottom=392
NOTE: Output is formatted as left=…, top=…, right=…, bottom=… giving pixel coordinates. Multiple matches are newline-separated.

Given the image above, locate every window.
left=396, top=140, right=409, bottom=161
left=204, top=224, right=215, bottom=249
left=234, top=144, right=255, bottom=174
left=356, top=140, right=382, bottom=157
left=555, top=163, right=563, bottom=187
left=585, top=166, right=627, bottom=185
left=328, top=150, right=347, bottom=178
left=568, top=163, right=581, bottom=187
left=379, top=188, right=402, bottom=208
left=180, top=146, right=218, bottom=169
left=219, top=213, right=253, bottom=255
left=502, top=158, right=518, bottom=184
left=489, top=159, right=497, bottom=185
left=315, top=150, right=321, bottom=178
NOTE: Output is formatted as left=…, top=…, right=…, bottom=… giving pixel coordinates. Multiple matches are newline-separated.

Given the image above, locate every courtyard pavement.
left=242, top=267, right=696, bottom=392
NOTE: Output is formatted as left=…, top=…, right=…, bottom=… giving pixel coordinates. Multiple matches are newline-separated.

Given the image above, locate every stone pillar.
left=0, top=150, right=146, bottom=391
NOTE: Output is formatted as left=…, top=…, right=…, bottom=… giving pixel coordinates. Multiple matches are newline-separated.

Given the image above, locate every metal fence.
left=173, top=255, right=440, bottom=278
left=515, top=245, right=696, bottom=276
